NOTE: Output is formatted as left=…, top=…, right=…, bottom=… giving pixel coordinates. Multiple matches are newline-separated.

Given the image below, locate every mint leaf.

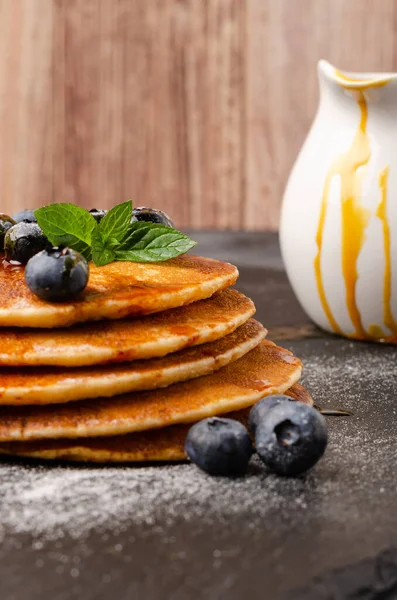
left=99, top=200, right=132, bottom=243
left=115, top=222, right=196, bottom=263
left=34, top=202, right=197, bottom=265
left=35, top=204, right=96, bottom=260
left=91, top=227, right=116, bottom=266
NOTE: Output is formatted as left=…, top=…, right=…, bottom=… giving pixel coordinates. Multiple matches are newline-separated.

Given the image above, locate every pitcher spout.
left=318, top=59, right=396, bottom=90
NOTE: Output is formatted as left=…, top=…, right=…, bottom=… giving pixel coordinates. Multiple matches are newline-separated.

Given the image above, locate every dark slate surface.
left=1, top=232, right=397, bottom=600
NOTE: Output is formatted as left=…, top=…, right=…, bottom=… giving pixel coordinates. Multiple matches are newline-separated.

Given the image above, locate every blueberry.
left=25, top=247, right=89, bottom=302
left=89, top=208, right=108, bottom=223
left=131, top=207, right=174, bottom=228
left=0, top=214, right=16, bottom=246
left=4, top=221, right=49, bottom=264
left=249, top=395, right=295, bottom=434
left=185, top=417, right=253, bottom=476
left=255, top=403, right=328, bottom=476
left=12, top=209, right=37, bottom=223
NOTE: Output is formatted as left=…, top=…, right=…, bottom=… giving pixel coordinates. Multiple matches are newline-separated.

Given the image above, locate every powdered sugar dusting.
left=0, top=462, right=295, bottom=541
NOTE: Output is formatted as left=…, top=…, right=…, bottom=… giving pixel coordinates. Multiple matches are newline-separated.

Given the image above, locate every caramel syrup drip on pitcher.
left=376, top=166, right=397, bottom=338
left=314, top=70, right=396, bottom=341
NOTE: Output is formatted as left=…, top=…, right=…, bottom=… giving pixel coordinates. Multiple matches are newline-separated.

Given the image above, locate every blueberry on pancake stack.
left=0, top=204, right=312, bottom=464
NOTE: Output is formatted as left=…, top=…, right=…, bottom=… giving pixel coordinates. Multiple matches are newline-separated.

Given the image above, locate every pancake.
left=0, top=340, right=302, bottom=442
left=0, top=255, right=238, bottom=328
left=0, top=319, right=266, bottom=405
left=0, top=289, right=254, bottom=367
left=0, top=383, right=313, bottom=462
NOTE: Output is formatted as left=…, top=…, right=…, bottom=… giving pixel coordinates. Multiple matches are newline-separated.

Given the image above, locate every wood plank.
left=122, top=0, right=245, bottom=230
left=0, top=0, right=54, bottom=217
left=62, top=0, right=101, bottom=208
left=245, top=0, right=395, bottom=231
left=52, top=0, right=65, bottom=205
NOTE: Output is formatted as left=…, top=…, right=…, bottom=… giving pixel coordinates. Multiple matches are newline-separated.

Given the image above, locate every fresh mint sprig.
left=35, top=201, right=196, bottom=266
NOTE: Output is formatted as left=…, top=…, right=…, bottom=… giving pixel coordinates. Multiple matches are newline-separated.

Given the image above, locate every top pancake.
left=0, top=255, right=238, bottom=328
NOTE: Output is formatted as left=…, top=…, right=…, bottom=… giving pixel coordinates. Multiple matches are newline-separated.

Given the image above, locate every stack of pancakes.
left=0, top=255, right=311, bottom=463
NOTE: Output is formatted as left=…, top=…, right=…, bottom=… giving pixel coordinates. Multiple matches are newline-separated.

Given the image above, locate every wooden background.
left=0, top=0, right=394, bottom=230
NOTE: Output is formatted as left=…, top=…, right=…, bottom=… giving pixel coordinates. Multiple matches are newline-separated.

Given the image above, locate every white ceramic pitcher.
left=280, top=60, right=397, bottom=342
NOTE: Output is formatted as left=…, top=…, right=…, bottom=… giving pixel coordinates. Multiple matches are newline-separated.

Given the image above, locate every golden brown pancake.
left=0, top=383, right=313, bottom=462
left=0, top=289, right=253, bottom=367
left=0, top=340, right=302, bottom=442
left=0, top=319, right=266, bottom=405
left=0, top=255, right=238, bottom=328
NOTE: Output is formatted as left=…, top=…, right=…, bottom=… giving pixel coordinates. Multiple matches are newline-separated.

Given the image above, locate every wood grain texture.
left=121, top=0, right=245, bottom=229
left=0, top=0, right=395, bottom=230
left=0, top=0, right=54, bottom=212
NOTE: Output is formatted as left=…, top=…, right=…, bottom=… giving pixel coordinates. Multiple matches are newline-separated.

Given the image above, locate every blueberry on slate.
left=249, top=394, right=295, bottom=434
left=4, top=221, right=49, bottom=264
left=25, top=247, right=89, bottom=302
left=255, top=402, right=328, bottom=476
left=185, top=417, right=253, bottom=476
left=12, top=209, right=37, bottom=223
left=0, top=214, right=16, bottom=246
left=89, top=208, right=108, bottom=223
left=131, top=207, right=174, bottom=228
